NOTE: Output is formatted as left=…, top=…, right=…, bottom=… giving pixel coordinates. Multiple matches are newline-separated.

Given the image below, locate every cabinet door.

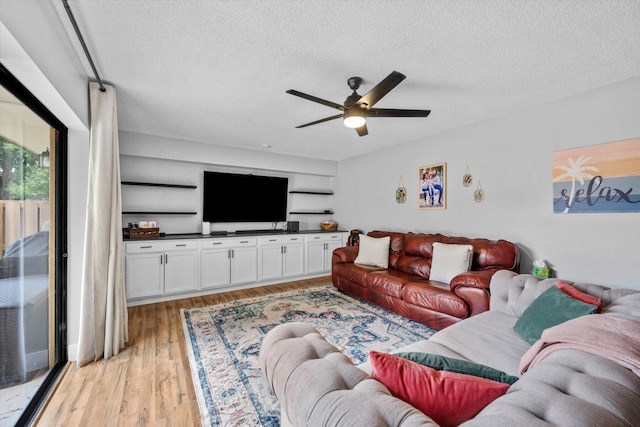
left=283, top=243, right=304, bottom=277
left=125, top=252, right=164, bottom=300
left=259, top=245, right=284, bottom=281
left=305, top=241, right=326, bottom=275
left=201, top=248, right=232, bottom=289
left=325, top=240, right=342, bottom=271
left=231, top=246, right=258, bottom=285
left=164, top=250, right=199, bottom=294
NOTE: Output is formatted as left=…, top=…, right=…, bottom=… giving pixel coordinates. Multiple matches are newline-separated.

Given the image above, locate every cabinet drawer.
left=304, top=233, right=343, bottom=243
left=126, top=240, right=197, bottom=253
left=258, top=235, right=303, bottom=245
left=201, top=237, right=257, bottom=249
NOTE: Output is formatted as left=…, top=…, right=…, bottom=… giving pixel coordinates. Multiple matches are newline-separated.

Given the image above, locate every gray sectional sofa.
left=260, top=271, right=640, bottom=426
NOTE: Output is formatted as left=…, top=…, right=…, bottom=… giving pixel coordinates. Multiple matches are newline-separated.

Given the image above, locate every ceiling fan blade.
left=355, top=123, right=368, bottom=137
left=366, top=108, right=431, bottom=118
left=295, top=114, right=343, bottom=128
left=286, top=89, right=346, bottom=111
left=356, top=71, right=406, bottom=108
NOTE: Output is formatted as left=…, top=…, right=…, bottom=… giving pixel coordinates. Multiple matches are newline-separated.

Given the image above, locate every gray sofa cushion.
left=464, top=349, right=640, bottom=427
left=428, top=311, right=531, bottom=376
left=358, top=311, right=529, bottom=377
left=603, top=293, right=640, bottom=321
left=259, top=322, right=438, bottom=427
left=488, top=270, right=636, bottom=317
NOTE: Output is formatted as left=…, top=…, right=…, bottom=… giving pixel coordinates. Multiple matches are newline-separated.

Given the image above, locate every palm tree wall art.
left=552, top=138, right=640, bottom=214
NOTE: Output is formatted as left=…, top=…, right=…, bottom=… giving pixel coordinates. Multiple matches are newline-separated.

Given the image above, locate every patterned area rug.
left=181, top=284, right=435, bottom=427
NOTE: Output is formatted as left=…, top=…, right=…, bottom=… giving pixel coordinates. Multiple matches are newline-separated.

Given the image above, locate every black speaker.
left=286, top=221, right=299, bottom=232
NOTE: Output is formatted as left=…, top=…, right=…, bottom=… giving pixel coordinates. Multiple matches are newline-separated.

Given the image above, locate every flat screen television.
left=203, top=171, right=288, bottom=222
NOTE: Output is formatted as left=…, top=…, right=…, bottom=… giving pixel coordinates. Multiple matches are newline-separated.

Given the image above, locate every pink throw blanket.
left=519, top=314, right=640, bottom=376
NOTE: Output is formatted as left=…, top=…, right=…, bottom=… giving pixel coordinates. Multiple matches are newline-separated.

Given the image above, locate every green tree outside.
left=0, top=135, right=49, bottom=200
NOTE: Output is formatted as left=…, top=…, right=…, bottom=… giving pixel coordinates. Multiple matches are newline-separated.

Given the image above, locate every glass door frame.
left=0, top=63, right=68, bottom=426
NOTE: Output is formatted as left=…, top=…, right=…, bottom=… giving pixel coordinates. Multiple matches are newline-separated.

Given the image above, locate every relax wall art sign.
left=553, top=138, right=640, bottom=214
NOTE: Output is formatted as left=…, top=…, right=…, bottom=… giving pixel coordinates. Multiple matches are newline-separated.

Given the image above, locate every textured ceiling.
left=55, top=0, right=640, bottom=161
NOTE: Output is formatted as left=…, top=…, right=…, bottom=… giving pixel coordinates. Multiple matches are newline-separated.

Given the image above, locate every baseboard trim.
left=67, top=343, right=78, bottom=362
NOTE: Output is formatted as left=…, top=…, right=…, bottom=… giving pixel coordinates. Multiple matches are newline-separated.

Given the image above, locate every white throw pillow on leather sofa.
left=355, top=235, right=391, bottom=268
left=429, top=242, right=473, bottom=283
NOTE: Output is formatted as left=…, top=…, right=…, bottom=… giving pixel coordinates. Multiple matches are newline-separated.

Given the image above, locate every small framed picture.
left=418, top=162, right=447, bottom=209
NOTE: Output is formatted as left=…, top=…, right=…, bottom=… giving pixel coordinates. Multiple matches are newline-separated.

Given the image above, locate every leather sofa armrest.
left=450, top=269, right=501, bottom=316
left=450, top=269, right=499, bottom=291
left=332, top=246, right=359, bottom=265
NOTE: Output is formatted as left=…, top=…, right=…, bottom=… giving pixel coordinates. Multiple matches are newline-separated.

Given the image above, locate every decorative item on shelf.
left=202, top=221, right=210, bottom=235
left=320, top=221, right=338, bottom=231
left=533, top=260, right=550, bottom=279
left=123, top=227, right=160, bottom=239
left=124, top=220, right=159, bottom=239
left=474, top=180, right=485, bottom=203
left=463, top=165, right=473, bottom=187
left=347, top=229, right=362, bottom=246
left=395, top=175, right=407, bottom=204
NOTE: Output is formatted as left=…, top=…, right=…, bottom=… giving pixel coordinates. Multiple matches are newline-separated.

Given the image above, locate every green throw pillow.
left=513, top=285, right=597, bottom=345
left=395, top=352, right=519, bottom=385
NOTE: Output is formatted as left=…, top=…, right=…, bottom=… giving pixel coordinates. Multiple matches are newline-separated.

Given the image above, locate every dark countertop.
left=124, top=229, right=346, bottom=242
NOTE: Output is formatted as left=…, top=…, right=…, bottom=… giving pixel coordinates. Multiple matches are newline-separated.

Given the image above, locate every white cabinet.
left=125, top=252, right=164, bottom=299
left=125, top=240, right=198, bottom=300
left=164, top=247, right=199, bottom=295
left=258, top=235, right=304, bottom=281
left=305, top=233, right=345, bottom=275
left=125, top=231, right=346, bottom=305
left=201, top=238, right=257, bottom=289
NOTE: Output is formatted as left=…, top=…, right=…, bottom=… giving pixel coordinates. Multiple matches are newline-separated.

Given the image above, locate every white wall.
left=335, top=77, right=640, bottom=290
left=119, top=130, right=338, bottom=177
left=0, top=1, right=88, bottom=129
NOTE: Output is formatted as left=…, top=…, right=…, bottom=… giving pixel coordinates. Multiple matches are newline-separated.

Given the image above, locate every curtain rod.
left=62, top=0, right=106, bottom=92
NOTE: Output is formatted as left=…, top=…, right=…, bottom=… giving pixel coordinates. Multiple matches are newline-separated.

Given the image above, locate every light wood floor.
left=35, top=276, right=330, bottom=427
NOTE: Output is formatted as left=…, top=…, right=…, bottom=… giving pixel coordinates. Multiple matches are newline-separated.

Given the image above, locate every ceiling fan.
left=286, top=71, right=430, bottom=136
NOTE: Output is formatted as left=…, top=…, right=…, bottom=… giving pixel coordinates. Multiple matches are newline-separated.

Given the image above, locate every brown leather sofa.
left=332, top=230, right=519, bottom=330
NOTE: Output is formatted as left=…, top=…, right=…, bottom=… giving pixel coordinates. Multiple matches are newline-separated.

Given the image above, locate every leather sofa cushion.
left=403, top=232, right=443, bottom=257
left=444, top=237, right=518, bottom=270
left=395, top=255, right=431, bottom=280
left=367, top=270, right=424, bottom=299
left=332, top=262, right=384, bottom=288
left=395, top=233, right=444, bottom=278
left=403, top=282, right=469, bottom=319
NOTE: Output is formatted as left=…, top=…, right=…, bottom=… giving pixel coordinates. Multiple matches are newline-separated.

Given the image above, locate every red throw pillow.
left=369, top=351, right=509, bottom=427
left=556, top=280, right=602, bottom=313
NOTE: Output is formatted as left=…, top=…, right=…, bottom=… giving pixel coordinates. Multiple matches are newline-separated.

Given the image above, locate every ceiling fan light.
left=343, top=111, right=366, bottom=128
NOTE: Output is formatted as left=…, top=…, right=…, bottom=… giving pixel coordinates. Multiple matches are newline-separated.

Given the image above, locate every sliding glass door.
left=0, top=64, right=67, bottom=426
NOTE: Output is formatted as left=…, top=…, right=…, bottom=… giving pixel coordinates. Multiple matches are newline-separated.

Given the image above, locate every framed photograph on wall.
left=418, top=162, right=446, bottom=209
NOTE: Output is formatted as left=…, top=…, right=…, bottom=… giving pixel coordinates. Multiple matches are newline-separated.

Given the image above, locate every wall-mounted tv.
left=203, top=171, right=288, bottom=222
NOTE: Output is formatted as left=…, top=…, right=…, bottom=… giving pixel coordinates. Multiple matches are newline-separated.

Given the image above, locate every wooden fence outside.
left=1, top=200, right=50, bottom=255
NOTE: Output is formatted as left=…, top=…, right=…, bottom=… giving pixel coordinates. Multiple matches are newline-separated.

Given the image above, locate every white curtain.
left=77, top=82, right=128, bottom=367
